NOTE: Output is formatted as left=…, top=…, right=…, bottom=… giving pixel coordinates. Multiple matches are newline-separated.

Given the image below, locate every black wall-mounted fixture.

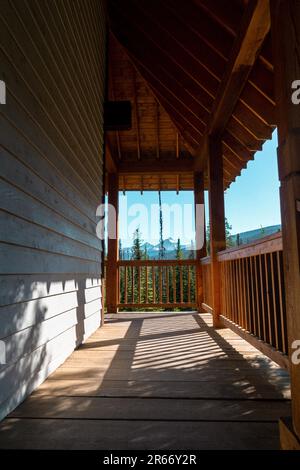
left=104, top=101, right=132, bottom=131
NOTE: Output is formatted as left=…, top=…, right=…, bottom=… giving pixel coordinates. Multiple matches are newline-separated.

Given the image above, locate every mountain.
left=120, top=238, right=194, bottom=260
left=229, top=224, right=281, bottom=246
left=119, top=225, right=282, bottom=259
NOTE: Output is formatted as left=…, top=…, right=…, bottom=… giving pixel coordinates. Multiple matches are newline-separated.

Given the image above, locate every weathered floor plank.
left=0, top=312, right=291, bottom=449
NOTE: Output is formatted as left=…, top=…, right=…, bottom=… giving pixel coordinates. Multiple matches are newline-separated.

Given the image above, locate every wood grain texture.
left=0, top=312, right=291, bottom=449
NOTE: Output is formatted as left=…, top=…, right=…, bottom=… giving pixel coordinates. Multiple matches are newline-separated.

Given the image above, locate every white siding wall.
left=0, top=0, right=106, bottom=420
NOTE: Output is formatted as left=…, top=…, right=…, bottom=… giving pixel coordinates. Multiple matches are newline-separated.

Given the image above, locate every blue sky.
left=118, top=131, right=281, bottom=247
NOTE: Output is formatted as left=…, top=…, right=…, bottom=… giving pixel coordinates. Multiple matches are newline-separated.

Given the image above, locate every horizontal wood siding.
left=0, top=0, right=106, bottom=420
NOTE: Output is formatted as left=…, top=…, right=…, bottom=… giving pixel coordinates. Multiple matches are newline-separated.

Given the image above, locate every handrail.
left=118, top=259, right=197, bottom=266
left=200, top=256, right=211, bottom=265
left=217, top=231, right=282, bottom=261
left=197, top=231, right=287, bottom=365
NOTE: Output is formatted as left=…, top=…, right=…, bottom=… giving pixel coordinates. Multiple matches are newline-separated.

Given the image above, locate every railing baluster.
left=259, top=255, right=267, bottom=342
left=277, top=251, right=286, bottom=353
left=188, top=266, right=191, bottom=304
left=180, top=266, right=183, bottom=304
left=264, top=253, right=272, bottom=345
left=145, top=266, right=148, bottom=304
left=152, top=265, right=156, bottom=305
left=245, top=258, right=252, bottom=331
left=166, top=266, right=169, bottom=304
left=173, top=266, right=176, bottom=304
left=131, top=266, right=134, bottom=304
left=197, top=232, right=287, bottom=364
left=242, top=258, right=247, bottom=330
left=270, top=252, right=279, bottom=350
left=124, top=266, right=128, bottom=304
left=254, top=256, right=261, bottom=339
left=138, top=266, right=141, bottom=304
left=159, top=266, right=163, bottom=304
left=249, top=256, right=255, bottom=335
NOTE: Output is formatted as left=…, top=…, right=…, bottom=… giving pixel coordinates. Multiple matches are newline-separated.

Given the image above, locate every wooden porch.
left=1, top=0, right=300, bottom=452
left=0, top=311, right=290, bottom=450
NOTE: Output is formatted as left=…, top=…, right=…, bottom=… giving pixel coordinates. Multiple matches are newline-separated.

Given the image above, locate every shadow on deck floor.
left=0, top=312, right=291, bottom=449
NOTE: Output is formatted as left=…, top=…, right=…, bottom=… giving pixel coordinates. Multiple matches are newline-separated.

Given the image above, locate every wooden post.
left=208, top=137, right=226, bottom=328
left=194, top=172, right=206, bottom=311
left=106, top=173, right=119, bottom=313
left=271, top=0, right=300, bottom=448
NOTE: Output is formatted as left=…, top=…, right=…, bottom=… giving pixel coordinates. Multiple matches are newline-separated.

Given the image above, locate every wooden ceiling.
left=106, top=0, right=275, bottom=191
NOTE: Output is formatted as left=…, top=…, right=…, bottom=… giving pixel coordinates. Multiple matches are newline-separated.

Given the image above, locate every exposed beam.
left=240, top=81, right=276, bottom=126
left=194, top=0, right=244, bottom=38
left=163, top=0, right=234, bottom=60
left=211, top=0, right=270, bottom=136
left=134, top=0, right=226, bottom=81
left=195, top=0, right=270, bottom=169
left=118, top=157, right=194, bottom=174
left=109, top=2, right=218, bottom=98
left=135, top=60, right=206, bottom=137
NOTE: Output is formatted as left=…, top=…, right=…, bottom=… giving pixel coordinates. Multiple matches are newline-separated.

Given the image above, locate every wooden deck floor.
left=0, top=312, right=291, bottom=450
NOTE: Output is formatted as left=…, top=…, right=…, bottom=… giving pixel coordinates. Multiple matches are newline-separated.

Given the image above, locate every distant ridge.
left=229, top=224, right=281, bottom=246
left=120, top=225, right=282, bottom=259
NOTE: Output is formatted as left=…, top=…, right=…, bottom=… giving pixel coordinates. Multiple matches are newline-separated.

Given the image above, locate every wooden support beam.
left=270, top=0, right=300, bottom=446
left=106, top=173, right=119, bottom=313
left=118, top=157, right=195, bottom=174
left=208, top=137, right=226, bottom=328
left=194, top=172, right=206, bottom=311
left=211, top=0, right=270, bottom=134
left=195, top=0, right=270, bottom=170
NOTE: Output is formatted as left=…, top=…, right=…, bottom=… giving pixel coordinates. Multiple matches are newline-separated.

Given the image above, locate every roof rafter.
left=195, top=0, right=270, bottom=170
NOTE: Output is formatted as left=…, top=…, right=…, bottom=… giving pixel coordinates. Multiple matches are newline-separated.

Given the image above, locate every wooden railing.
left=200, top=232, right=288, bottom=366
left=200, top=256, right=212, bottom=311
left=118, top=259, right=197, bottom=310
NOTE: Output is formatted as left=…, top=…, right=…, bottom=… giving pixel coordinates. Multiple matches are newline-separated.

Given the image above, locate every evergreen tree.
left=119, top=239, right=123, bottom=260
left=158, top=191, right=165, bottom=259
left=188, top=240, right=196, bottom=303
left=175, top=238, right=183, bottom=260
left=175, top=238, right=182, bottom=303
left=131, top=228, right=149, bottom=305
left=131, top=228, right=143, bottom=260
